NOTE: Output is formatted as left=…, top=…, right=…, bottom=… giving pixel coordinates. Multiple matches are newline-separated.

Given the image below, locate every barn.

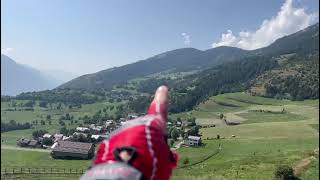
left=51, top=141, right=95, bottom=160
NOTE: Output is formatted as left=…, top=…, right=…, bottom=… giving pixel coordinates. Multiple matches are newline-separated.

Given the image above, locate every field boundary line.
left=177, top=146, right=221, bottom=169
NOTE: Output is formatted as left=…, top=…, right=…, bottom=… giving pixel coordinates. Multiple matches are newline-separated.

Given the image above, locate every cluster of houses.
left=167, top=120, right=202, bottom=147
left=16, top=115, right=143, bottom=159
left=17, top=114, right=202, bottom=160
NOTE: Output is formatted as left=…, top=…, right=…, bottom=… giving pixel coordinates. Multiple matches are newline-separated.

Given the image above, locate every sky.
left=1, top=0, right=319, bottom=75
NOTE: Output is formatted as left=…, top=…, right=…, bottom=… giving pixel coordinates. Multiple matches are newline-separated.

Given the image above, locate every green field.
left=1, top=92, right=319, bottom=179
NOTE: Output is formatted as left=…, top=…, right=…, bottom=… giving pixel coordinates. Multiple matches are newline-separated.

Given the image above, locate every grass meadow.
left=1, top=92, right=319, bottom=179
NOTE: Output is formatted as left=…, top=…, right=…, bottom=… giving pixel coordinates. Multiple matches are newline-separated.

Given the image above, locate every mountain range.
left=58, top=23, right=319, bottom=91
left=1, top=55, right=63, bottom=96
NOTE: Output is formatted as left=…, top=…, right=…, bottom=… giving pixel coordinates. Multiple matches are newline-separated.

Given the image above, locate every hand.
left=83, top=85, right=177, bottom=180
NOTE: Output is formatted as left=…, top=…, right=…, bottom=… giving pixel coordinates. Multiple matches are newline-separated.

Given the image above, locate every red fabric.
left=93, top=101, right=178, bottom=180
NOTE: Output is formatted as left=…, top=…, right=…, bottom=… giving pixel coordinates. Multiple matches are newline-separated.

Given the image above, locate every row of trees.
left=1, top=120, right=32, bottom=132
left=16, top=89, right=99, bottom=107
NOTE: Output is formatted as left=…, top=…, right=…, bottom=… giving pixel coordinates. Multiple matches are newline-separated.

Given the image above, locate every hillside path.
left=293, top=148, right=319, bottom=177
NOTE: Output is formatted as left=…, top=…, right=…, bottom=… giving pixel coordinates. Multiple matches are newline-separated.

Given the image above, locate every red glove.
left=91, top=86, right=178, bottom=180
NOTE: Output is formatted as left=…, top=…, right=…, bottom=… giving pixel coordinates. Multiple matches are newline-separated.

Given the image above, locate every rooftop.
left=188, top=136, right=201, bottom=141
left=28, top=140, right=38, bottom=146
left=52, top=141, right=94, bottom=154
left=43, top=134, right=52, bottom=138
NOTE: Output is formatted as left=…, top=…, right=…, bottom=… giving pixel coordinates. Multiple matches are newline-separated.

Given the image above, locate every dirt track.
left=1, top=145, right=50, bottom=152
left=293, top=148, right=319, bottom=177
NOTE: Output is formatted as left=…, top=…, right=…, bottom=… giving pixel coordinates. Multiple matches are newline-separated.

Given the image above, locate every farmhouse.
left=105, top=120, right=114, bottom=126
left=28, top=140, right=39, bottom=147
left=76, top=127, right=90, bottom=133
left=91, top=134, right=103, bottom=141
left=17, top=138, right=40, bottom=148
left=73, top=132, right=88, bottom=138
left=185, top=136, right=201, bottom=146
left=43, top=133, right=52, bottom=139
left=17, top=138, right=31, bottom=147
left=128, top=114, right=138, bottom=119
left=92, top=126, right=103, bottom=133
left=62, top=136, right=72, bottom=141
left=54, top=134, right=64, bottom=142
left=51, top=141, right=95, bottom=159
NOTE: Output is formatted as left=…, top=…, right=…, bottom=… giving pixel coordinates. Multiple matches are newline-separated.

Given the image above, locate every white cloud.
left=1, top=48, right=14, bottom=54
left=212, top=0, right=319, bottom=50
left=181, top=32, right=191, bottom=46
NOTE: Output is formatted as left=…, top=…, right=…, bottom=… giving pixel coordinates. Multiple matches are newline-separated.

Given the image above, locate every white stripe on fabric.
left=156, top=101, right=160, bottom=115
left=101, top=140, right=109, bottom=161
left=145, top=119, right=157, bottom=180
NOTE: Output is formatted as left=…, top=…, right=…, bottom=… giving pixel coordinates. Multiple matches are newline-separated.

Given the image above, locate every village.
left=16, top=114, right=203, bottom=160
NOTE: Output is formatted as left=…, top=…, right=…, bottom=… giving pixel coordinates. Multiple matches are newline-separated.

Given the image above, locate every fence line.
left=2, top=146, right=222, bottom=174
left=1, top=167, right=85, bottom=175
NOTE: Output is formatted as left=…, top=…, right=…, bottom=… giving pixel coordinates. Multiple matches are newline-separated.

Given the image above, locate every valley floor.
left=1, top=92, right=319, bottom=179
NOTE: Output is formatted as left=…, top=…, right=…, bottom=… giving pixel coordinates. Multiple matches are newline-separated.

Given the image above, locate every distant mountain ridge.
left=1, top=55, right=62, bottom=96
left=58, top=47, right=250, bottom=90
left=59, top=23, right=319, bottom=91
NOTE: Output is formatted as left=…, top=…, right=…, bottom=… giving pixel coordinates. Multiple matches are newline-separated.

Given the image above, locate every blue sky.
left=1, top=0, right=319, bottom=75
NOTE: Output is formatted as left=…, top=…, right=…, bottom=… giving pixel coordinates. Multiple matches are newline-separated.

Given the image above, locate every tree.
left=39, top=101, right=48, bottom=108
left=24, top=100, right=34, bottom=107
left=183, top=157, right=189, bottom=165
left=73, top=134, right=89, bottom=142
left=59, top=119, right=65, bottom=126
left=187, top=117, right=196, bottom=126
left=171, top=128, right=179, bottom=141
left=46, top=115, right=51, bottom=120
left=40, top=120, right=46, bottom=125
left=32, top=129, right=48, bottom=138
left=60, top=127, right=68, bottom=135
left=48, top=120, right=52, bottom=125
left=1, top=121, right=31, bottom=132
left=188, top=125, right=200, bottom=136
left=42, top=138, right=54, bottom=146
left=65, top=113, right=71, bottom=120
left=57, top=103, right=62, bottom=110
left=219, top=113, right=224, bottom=120
left=274, top=165, right=299, bottom=180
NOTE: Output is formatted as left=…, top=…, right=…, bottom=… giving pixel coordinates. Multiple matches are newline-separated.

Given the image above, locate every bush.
left=59, top=120, right=65, bottom=126
left=171, top=128, right=179, bottom=141
left=32, top=130, right=48, bottom=138
left=42, top=138, right=54, bottom=146
left=274, top=165, right=299, bottom=180
left=183, top=157, right=189, bottom=165
left=169, top=139, right=174, bottom=147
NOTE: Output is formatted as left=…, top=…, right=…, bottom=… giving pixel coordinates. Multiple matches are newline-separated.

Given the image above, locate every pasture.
left=1, top=92, right=319, bottom=179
